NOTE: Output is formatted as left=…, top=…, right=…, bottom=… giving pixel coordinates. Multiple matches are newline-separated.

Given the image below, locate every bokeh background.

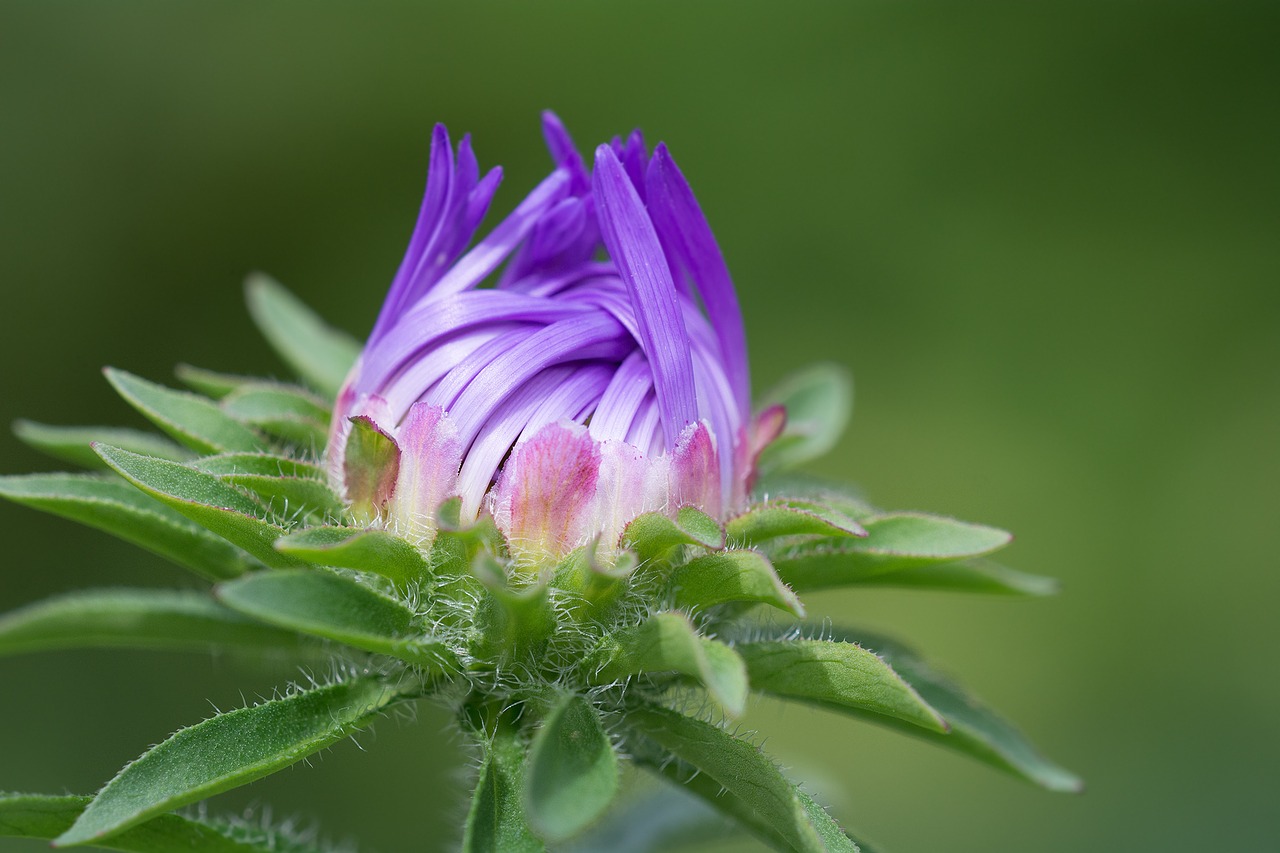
left=1, top=2, right=1276, bottom=851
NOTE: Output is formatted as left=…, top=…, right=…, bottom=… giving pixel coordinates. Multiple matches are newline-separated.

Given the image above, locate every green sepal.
left=471, top=553, right=555, bottom=660
left=0, top=589, right=300, bottom=657
left=463, top=729, right=545, bottom=853
left=622, top=507, right=724, bottom=564
left=625, top=704, right=861, bottom=853
left=434, top=496, right=507, bottom=561
left=0, top=792, right=319, bottom=853
left=220, top=384, right=331, bottom=449
left=552, top=543, right=639, bottom=616
left=768, top=512, right=1031, bottom=593
left=94, top=445, right=301, bottom=569
left=0, top=472, right=251, bottom=580
left=275, top=525, right=430, bottom=584
left=174, top=364, right=257, bottom=400
left=12, top=420, right=191, bottom=470
left=525, top=693, right=619, bottom=842
left=103, top=368, right=265, bottom=455
left=591, top=612, right=748, bottom=718
left=342, top=416, right=399, bottom=525
left=831, top=627, right=1082, bottom=792
left=194, top=453, right=343, bottom=523
left=244, top=273, right=360, bottom=401
left=736, top=639, right=946, bottom=733
left=216, top=569, right=456, bottom=672
left=755, top=364, right=852, bottom=474
left=56, top=675, right=408, bottom=847
left=669, top=549, right=804, bottom=617
left=727, top=499, right=867, bottom=546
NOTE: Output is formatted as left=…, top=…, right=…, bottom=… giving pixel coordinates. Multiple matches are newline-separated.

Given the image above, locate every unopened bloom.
left=330, top=114, right=779, bottom=562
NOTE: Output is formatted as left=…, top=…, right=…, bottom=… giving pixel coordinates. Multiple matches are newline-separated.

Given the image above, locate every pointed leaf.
left=220, top=384, right=331, bottom=449
left=670, top=549, right=804, bottom=617
left=174, top=364, right=257, bottom=399
left=471, top=554, right=556, bottom=659
left=727, top=500, right=867, bottom=546
left=244, top=273, right=361, bottom=400
left=56, top=676, right=406, bottom=847
left=769, top=513, right=1026, bottom=593
left=851, top=558, right=1059, bottom=596
left=625, top=704, right=859, bottom=853
left=737, top=639, right=946, bottom=732
left=0, top=473, right=251, bottom=580
left=216, top=569, right=455, bottom=671
left=832, top=627, right=1082, bottom=792
left=194, top=453, right=340, bottom=519
left=94, top=445, right=300, bottom=568
left=756, top=364, right=852, bottom=473
left=104, top=369, right=265, bottom=455
left=0, top=590, right=299, bottom=657
left=0, top=793, right=303, bottom=853
left=622, top=507, right=724, bottom=563
left=593, top=612, right=747, bottom=717
left=12, top=420, right=191, bottom=470
left=463, top=729, right=545, bottom=853
left=525, top=694, right=619, bottom=842
left=275, top=525, right=429, bottom=584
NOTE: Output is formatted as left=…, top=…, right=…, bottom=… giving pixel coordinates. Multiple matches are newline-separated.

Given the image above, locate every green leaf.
left=12, top=420, right=191, bottom=470
left=244, top=273, right=361, bottom=400
left=0, top=589, right=300, bottom=657
left=104, top=368, right=265, bottom=455
left=525, top=694, right=619, bottom=842
left=851, top=558, right=1059, bottom=596
left=463, top=729, right=545, bottom=853
left=831, top=627, right=1082, bottom=792
left=94, top=445, right=300, bottom=569
left=0, top=473, right=251, bottom=580
left=174, top=364, right=257, bottom=400
left=670, top=550, right=804, bottom=617
left=194, top=454, right=343, bottom=523
left=727, top=499, right=866, bottom=546
left=220, top=384, right=331, bottom=449
left=0, top=792, right=289, bottom=853
left=622, top=507, right=724, bottom=564
left=737, top=639, right=946, bottom=732
left=274, top=525, right=429, bottom=584
left=769, top=513, right=1028, bottom=593
left=756, top=364, right=852, bottom=473
left=593, top=612, right=748, bottom=718
left=625, top=704, right=859, bottom=853
left=753, top=475, right=876, bottom=522
left=216, top=569, right=455, bottom=671
left=56, top=676, right=406, bottom=847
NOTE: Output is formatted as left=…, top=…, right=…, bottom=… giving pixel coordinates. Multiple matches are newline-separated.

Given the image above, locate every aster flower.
left=329, top=114, right=776, bottom=564
left=0, top=115, right=1079, bottom=853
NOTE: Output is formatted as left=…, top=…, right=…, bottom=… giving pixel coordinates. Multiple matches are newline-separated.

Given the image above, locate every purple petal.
left=589, top=350, right=652, bottom=442
left=428, top=168, right=572, bottom=299
left=593, top=145, right=698, bottom=449
left=645, top=143, right=750, bottom=420
left=541, top=111, right=590, bottom=195
left=445, top=312, right=631, bottom=447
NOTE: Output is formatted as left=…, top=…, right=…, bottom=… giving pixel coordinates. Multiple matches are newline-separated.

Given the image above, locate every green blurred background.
left=1, top=2, right=1276, bottom=851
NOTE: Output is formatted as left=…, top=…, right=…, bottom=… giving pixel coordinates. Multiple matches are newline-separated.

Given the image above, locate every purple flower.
left=329, top=114, right=780, bottom=561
